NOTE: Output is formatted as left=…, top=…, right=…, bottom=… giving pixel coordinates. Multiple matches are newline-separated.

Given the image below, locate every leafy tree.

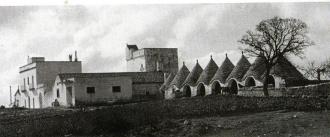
left=239, top=17, right=313, bottom=96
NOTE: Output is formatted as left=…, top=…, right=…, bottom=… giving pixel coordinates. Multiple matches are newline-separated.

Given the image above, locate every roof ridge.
left=196, top=57, right=219, bottom=85
left=182, top=61, right=203, bottom=86
left=226, top=54, right=251, bottom=82
left=169, top=63, right=191, bottom=88
left=211, top=56, right=235, bottom=84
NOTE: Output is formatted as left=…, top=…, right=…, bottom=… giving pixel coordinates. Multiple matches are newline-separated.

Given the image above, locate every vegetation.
left=299, top=59, right=330, bottom=80
left=239, top=16, right=313, bottom=96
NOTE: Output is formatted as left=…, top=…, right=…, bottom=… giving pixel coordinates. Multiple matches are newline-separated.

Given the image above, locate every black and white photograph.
left=1, top=1, right=330, bottom=136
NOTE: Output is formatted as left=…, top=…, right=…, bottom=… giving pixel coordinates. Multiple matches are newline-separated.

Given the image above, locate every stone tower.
left=126, top=44, right=178, bottom=74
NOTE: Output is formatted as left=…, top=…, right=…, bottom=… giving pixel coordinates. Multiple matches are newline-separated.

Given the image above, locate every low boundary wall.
left=239, top=82, right=330, bottom=97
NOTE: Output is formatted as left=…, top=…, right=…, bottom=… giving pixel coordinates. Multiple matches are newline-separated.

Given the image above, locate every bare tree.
left=239, top=17, right=313, bottom=96
left=299, top=59, right=330, bottom=81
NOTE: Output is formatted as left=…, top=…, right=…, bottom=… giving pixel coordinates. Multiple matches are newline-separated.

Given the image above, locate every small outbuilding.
left=53, top=72, right=164, bottom=106
left=195, top=56, right=219, bottom=96
left=165, top=62, right=190, bottom=99
left=225, top=54, right=251, bottom=94
left=181, top=60, right=203, bottom=97
left=210, top=54, right=235, bottom=94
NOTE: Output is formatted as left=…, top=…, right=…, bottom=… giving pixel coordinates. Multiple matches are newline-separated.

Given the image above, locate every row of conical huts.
left=161, top=53, right=306, bottom=99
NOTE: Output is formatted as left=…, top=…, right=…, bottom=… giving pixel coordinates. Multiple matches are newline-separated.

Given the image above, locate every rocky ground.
left=79, top=110, right=330, bottom=137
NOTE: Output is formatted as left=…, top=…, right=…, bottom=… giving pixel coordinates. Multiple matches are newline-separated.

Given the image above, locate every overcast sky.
left=0, top=3, right=330, bottom=106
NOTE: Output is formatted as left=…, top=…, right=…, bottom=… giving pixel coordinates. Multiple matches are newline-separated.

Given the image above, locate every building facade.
left=53, top=72, right=164, bottom=106
left=164, top=53, right=307, bottom=99
left=14, top=57, right=82, bottom=108
left=14, top=45, right=179, bottom=108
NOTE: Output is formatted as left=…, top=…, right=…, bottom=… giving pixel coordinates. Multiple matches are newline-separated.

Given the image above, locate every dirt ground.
left=98, top=110, right=330, bottom=137
left=2, top=108, right=330, bottom=137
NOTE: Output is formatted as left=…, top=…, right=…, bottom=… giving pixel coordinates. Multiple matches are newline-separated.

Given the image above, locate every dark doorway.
left=183, top=86, right=191, bottom=97
left=211, top=81, right=221, bottom=95
left=229, top=80, right=238, bottom=95
left=39, top=93, right=43, bottom=108
left=197, top=84, right=206, bottom=96
left=28, top=97, right=31, bottom=109
left=245, top=77, right=256, bottom=87
left=66, top=87, right=73, bottom=106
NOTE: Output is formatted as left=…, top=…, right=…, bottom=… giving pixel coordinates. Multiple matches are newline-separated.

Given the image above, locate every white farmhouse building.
left=53, top=72, right=164, bottom=106
left=14, top=56, right=82, bottom=108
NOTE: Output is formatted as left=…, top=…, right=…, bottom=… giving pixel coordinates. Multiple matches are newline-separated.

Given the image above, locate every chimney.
left=74, top=51, right=78, bottom=62
left=69, top=54, right=72, bottom=62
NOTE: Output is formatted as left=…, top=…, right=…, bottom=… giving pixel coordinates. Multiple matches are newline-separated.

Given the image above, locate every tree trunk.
left=317, top=69, right=321, bottom=81
left=263, top=68, right=270, bottom=97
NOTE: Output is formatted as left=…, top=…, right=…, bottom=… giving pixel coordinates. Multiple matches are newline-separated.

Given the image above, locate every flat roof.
left=58, top=71, right=164, bottom=83
left=19, top=61, right=81, bottom=69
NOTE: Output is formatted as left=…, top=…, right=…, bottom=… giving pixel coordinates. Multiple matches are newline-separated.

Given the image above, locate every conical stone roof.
left=182, top=60, right=203, bottom=86
left=169, top=62, right=190, bottom=89
left=242, top=56, right=266, bottom=82
left=226, top=54, right=251, bottom=82
left=211, top=54, right=235, bottom=84
left=160, top=73, right=175, bottom=92
left=268, top=56, right=306, bottom=81
left=196, top=56, right=219, bottom=85
left=243, top=56, right=306, bottom=82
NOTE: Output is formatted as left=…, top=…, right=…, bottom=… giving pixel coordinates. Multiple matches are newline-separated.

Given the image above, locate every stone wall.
left=132, top=83, right=163, bottom=101
left=281, top=82, right=330, bottom=97
left=144, top=48, right=178, bottom=74
left=126, top=48, right=178, bottom=74
left=238, top=82, right=330, bottom=97
left=238, top=87, right=283, bottom=97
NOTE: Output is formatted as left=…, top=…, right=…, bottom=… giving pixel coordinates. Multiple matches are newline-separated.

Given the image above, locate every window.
left=112, top=86, right=121, bottom=93
left=27, top=77, right=29, bottom=85
left=146, top=91, right=150, bottom=95
left=87, top=87, right=95, bottom=94
left=33, top=98, right=35, bottom=109
left=32, top=76, right=34, bottom=86
left=57, top=89, right=60, bottom=98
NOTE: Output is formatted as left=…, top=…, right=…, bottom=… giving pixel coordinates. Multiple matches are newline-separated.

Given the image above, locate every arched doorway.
left=39, top=93, right=43, bottom=108
left=197, top=84, right=206, bottom=96
left=229, top=80, right=238, bottom=95
left=245, top=77, right=256, bottom=87
left=211, top=81, right=222, bottom=95
left=183, top=86, right=191, bottom=97
left=267, top=75, right=275, bottom=87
